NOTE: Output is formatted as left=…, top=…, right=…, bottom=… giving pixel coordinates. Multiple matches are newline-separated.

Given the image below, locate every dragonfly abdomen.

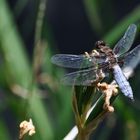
left=113, top=64, right=134, bottom=100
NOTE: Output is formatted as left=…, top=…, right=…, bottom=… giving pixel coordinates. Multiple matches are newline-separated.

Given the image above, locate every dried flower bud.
left=97, top=82, right=118, bottom=112
left=19, top=119, right=35, bottom=139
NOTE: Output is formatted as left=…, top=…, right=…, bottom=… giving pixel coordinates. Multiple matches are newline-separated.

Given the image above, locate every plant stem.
left=77, top=128, right=90, bottom=140
left=33, top=0, right=47, bottom=79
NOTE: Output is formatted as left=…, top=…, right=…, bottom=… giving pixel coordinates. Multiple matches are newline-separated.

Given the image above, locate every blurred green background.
left=0, top=0, right=140, bottom=140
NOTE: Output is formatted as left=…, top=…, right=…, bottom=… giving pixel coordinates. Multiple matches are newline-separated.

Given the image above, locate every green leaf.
left=0, top=120, right=10, bottom=140
left=0, top=0, right=32, bottom=88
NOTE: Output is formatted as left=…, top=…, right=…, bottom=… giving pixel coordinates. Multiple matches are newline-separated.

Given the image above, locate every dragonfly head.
left=95, top=40, right=106, bottom=49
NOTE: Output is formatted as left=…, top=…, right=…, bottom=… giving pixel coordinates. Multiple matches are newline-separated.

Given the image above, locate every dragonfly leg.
left=91, top=49, right=100, bottom=57
left=84, top=52, right=90, bottom=58
left=97, top=69, right=105, bottom=81
left=90, top=69, right=105, bottom=86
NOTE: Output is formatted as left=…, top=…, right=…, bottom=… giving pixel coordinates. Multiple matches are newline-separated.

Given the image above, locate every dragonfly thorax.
left=95, top=41, right=118, bottom=69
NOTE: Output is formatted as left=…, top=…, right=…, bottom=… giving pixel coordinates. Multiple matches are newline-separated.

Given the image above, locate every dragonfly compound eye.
left=95, top=40, right=106, bottom=48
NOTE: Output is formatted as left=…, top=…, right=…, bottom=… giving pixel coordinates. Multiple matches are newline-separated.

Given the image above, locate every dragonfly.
left=51, top=24, right=140, bottom=100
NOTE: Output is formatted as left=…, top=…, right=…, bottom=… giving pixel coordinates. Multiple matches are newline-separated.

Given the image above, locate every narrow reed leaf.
left=0, top=0, right=31, bottom=87
left=85, top=95, right=117, bottom=126
left=0, top=120, right=10, bottom=140
left=84, top=0, right=102, bottom=33
left=74, top=86, right=96, bottom=116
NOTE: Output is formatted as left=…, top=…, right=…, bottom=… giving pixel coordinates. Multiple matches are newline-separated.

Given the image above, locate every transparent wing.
left=61, top=68, right=103, bottom=85
left=122, top=44, right=140, bottom=72
left=51, top=54, right=99, bottom=69
left=113, top=24, right=137, bottom=56
left=61, top=62, right=109, bottom=86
